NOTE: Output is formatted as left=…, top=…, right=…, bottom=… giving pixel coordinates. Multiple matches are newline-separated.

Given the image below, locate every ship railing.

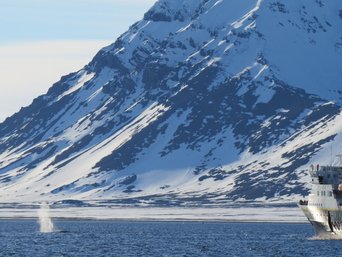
left=318, top=165, right=342, bottom=171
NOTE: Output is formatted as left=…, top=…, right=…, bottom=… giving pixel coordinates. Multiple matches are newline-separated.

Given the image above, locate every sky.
left=0, top=0, right=156, bottom=122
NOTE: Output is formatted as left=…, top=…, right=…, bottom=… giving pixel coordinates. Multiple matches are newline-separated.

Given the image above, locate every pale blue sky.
left=0, top=0, right=156, bottom=43
left=0, top=0, right=156, bottom=121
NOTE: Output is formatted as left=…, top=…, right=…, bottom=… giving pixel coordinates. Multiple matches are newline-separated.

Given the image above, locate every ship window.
left=317, top=191, right=320, bottom=196
left=329, top=191, right=333, bottom=197
left=318, top=176, right=323, bottom=184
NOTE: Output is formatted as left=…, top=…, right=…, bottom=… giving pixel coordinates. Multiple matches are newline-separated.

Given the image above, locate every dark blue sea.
left=0, top=220, right=340, bottom=257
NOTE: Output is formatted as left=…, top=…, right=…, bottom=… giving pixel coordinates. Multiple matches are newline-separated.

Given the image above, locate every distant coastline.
left=0, top=206, right=306, bottom=223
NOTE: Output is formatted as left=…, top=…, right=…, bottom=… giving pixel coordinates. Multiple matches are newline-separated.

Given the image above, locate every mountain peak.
left=0, top=0, right=341, bottom=205
left=144, top=0, right=205, bottom=22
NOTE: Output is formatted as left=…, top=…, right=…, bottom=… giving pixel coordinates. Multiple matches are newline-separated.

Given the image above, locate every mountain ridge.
left=0, top=0, right=341, bottom=205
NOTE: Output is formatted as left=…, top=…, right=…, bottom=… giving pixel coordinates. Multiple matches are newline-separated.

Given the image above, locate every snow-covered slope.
left=0, top=0, right=341, bottom=205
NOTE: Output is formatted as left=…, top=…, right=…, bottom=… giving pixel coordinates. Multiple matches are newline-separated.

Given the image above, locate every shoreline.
left=0, top=217, right=308, bottom=224
left=0, top=206, right=307, bottom=223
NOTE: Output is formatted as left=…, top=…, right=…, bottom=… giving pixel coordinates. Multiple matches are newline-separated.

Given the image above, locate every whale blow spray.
left=38, top=203, right=54, bottom=233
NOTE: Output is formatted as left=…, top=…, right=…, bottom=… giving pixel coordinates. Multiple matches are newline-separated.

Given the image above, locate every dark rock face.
left=0, top=0, right=341, bottom=204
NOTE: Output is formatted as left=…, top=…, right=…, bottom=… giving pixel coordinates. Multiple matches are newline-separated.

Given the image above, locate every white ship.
left=299, top=157, right=342, bottom=239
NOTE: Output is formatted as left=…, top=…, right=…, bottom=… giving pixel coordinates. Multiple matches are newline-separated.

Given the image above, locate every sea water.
left=0, top=220, right=340, bottom=257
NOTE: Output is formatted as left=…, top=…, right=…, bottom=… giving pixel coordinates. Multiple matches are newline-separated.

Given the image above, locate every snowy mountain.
left=0, top=0, right=341, bottom=206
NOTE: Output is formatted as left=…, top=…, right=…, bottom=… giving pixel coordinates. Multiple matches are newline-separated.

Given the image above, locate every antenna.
left=331, top=144, right=333, bottom=166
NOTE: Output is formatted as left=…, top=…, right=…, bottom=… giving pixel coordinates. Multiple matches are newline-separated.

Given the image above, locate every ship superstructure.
left=299, top=161, right=342, bottom=238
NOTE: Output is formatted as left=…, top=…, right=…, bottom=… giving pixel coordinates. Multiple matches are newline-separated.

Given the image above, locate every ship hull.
left=299, top=204, right=342, bottom=239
